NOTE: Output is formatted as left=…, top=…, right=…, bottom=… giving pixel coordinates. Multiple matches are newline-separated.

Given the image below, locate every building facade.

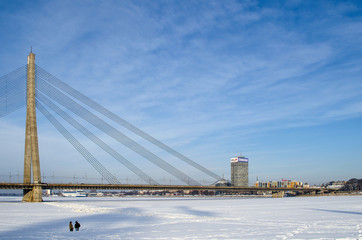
left=230, top=156, right=249, bottom=187
left=255, top=179, right=309, bottom=188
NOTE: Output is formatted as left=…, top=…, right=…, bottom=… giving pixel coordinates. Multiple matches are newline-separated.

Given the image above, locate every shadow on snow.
left=308, top=208, right=362, bottom=216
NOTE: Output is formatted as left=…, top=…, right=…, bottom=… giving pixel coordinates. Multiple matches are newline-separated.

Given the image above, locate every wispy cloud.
left=1, top=0, right=361, bottom=183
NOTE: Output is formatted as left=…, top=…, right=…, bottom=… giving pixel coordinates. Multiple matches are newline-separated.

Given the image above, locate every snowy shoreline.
left=0, top=195, right=361, bottom=239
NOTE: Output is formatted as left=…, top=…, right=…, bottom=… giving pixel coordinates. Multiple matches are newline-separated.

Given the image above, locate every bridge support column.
left=23, top=185, right=42, bottom=202
left=308, top=190, right=317, bottom=196
left=272, top=191, right=285, bottom=198
left=22, top=51, right=42, bottom=202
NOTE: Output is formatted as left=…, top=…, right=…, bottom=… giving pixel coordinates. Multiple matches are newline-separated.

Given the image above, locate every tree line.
left=340, top=178, right=362, bottom=191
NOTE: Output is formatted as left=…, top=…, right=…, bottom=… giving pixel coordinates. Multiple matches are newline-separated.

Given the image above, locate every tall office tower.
left=231, top=156, right=248, bottom=187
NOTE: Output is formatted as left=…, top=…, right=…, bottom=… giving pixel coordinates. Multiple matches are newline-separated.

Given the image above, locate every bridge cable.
left=35, top=100, right=121, bottom=185
left=36, top=91, right=159, bottom=185
left=0, top=65, right=27, bottom=98
left=0, top=65, right=27, bottom=117
left=35, top=65, right=221, bottom=181
left=36, top=78, right=199, bottom=185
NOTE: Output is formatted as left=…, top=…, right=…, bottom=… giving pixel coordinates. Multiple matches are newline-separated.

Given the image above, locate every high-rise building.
left=231, top=156, right=249, bottom=187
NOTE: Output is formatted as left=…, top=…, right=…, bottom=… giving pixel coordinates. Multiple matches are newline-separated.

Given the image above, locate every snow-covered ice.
left=0, top=195, right=361, bottom=239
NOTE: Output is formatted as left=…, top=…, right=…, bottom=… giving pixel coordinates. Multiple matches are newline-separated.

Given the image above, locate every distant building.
left=325, top=181, right=346, bottom=190
left=212, top=178, right=231, bottom=187
left=255, top=179, right=308, bottom=188
left=231, top=156, right=249, bottom=187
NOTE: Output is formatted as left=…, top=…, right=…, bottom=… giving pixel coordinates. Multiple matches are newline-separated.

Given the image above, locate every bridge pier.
left=22, top=51, right=42, bottom=202
left=272, top=191, right=285, bottom=198
left=23, top=185, right=42, bottom=202
left=308, top=190, right=317, bottom=196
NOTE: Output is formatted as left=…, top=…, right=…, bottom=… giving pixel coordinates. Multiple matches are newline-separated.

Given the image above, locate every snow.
left=0, top=195, right=361, bottom=239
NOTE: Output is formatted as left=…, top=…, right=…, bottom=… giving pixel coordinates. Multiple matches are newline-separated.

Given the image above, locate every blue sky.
left=0, top=0, right=361, bottom=185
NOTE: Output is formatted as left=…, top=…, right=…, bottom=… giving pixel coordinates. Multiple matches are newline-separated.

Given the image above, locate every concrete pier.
left=22, top=52, right=42, bottom=202
left=272, top=191, right=285, bottom=198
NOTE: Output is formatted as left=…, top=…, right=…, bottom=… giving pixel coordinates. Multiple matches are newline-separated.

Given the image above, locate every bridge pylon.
left=22, top=51, right=42, bottom=202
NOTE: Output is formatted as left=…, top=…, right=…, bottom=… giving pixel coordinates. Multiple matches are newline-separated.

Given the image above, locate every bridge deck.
left=0, top=183, right=324, bottom=192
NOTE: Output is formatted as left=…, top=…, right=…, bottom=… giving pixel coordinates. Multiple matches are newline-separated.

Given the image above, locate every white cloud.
left=1, top=0, right=362, bottom=182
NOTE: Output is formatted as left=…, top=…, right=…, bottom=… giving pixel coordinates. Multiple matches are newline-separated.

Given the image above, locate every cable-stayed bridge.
left=1, top=52, right=228, bottom=201
left=1, top=52, right=325, bottom=201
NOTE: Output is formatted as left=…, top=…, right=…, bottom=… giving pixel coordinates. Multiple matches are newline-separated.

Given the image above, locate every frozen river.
left=0, top=195, right=361, bottom=239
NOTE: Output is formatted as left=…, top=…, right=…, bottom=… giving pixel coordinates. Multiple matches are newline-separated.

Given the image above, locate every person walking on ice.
left=69, top=221, right=74, bottom=231
left=75, top=221, right=81, bottom=231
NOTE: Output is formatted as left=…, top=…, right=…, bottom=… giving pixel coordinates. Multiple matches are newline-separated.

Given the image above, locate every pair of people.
left=69, top=221, right=81, bottom=231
